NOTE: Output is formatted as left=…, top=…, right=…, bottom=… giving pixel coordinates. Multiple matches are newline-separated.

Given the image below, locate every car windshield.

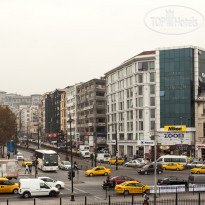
left=44, top=154, right=58, bottom=166
left=142, top=165, right=150, bottom=168
left=17, top=154, right=23, bottom=156
left=24, top=159, right=30, bottom=162
left=64, top=161, right=71, bottom=165
left=120, top=182, right=126, bottom=186
left=92, top=167, right=97, bottom=170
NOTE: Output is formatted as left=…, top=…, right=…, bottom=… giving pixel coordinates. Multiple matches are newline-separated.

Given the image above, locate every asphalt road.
left=0, top=146, right=193, bottom=203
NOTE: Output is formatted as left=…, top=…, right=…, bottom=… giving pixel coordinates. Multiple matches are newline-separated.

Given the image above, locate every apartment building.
left=76, top=78, right=107, bottom=150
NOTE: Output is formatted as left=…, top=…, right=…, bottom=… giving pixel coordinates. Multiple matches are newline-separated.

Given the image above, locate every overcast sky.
left=1, top=0, right=205, bottom=96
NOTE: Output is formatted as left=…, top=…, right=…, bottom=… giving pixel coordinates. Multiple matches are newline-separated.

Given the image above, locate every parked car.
left=137, top=163, right=163, bottom=175
left=0, top=178, right=19, bottom=194
left=187, top=161, right=204, bottom=169
left=157, top=176, right=187, bottom=185
left=38, top=177, right=64, bottom=189
left=190, top=166, right=205, bottom=174
left=85, top=166, right=111, bottom=176
left=59, top=161, right=71, bottom=170
left=115, top=181, right=150, bottom=195
left=19, top=178, right=59, bottom=198
left=163, top=163, right=184, bottom=171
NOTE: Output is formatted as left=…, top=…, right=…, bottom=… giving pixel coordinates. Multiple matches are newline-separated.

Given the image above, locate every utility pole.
left=115, top=123, right=118, bottom=171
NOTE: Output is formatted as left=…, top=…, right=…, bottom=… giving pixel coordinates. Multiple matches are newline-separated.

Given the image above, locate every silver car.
left=187, top=161, right=204, bottom=169
left=59, top=161, right=71, bottom=170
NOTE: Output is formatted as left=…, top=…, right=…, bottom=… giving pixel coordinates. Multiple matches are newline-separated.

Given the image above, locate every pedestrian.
left=29, top=164, right=32, bottom=174
left=25, top=164, right=29, bottom=174
left=124, top=155, right=127, bottom=163
left=143, top=193, right=149, bottom=205
left=7, top=152, right=10, bottom=159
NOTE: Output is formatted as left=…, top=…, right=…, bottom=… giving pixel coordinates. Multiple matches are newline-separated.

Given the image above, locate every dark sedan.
left=157, top=176, right=187, bottom=185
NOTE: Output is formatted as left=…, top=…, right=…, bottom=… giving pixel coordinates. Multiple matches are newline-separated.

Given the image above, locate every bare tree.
left=0, top=106, right=16, bottom=157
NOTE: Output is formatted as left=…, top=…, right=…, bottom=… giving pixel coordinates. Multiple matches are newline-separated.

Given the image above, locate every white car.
left=38, top=177, right=64, bottom=189
left=15, top=152, right=24, bottom=160
left=59, top=161, right=71, bottom=170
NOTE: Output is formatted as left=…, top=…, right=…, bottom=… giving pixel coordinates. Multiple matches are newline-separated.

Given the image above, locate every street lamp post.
left=68, top=114, right=75, bottom=201
left=37, top=127, right=40, bottom=149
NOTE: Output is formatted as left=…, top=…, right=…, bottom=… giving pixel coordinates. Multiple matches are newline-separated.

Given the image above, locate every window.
left=127, top=122, right=133, bottom=131
left=139, top=121, right=143, bottom=130
left=139, top=110, right=143, bottom=119
left=139, top=86, right=143, bottom=95
left=151, top=121, right=155, bottom=130
left=204, top=123, right=205, bottom=137
left=40, top=183, right=50, bottom=189
left=150, top=73, right=155, bottom=82
left=120, top=133, right=124, bottom=140
left=119, top=123, right=124, bottom=131
left=139, top=97, right=143, bottom=107
left=150, top=85, right=155, bottom=94
left=126, top=77, right=133, bottom=87
left=150, top=97, right=155, bottom=106
left=150, top=109, right=155, bottom=118
left=126, top=65, right=133, bottom=75
left=119, top=112, right=124, bottom=121
left=203, top=104, right=205, bottom=114
left=139, top=61, right=155, bottom=71
left=138, top=74, right=143, bottom=83
left=127, top=99, right=133, bottom=109
left=127, top=111, right=133, bottom=120
left=139, top=133, right=144, bottom=140
left=127, top=133, right=133, bottom=140
left=119, top=102, right=124, bottom=110
left=119, top=91, right=124, bottom=100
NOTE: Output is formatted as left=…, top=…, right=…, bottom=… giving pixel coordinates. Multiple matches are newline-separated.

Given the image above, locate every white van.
left=19, top=178, right=59, bottom=198
left=97, top=153, right=111, bottom=162
left=80, top=150, right=90, bottom=159
left=156, top=155, right=187, bottom=166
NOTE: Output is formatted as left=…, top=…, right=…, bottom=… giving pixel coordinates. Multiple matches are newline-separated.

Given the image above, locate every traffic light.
left=68, top=171, right=75, bottom=180
left=68, top=171, right=71, bottom=180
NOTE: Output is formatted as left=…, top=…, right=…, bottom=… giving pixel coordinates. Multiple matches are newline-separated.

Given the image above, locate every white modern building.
left=105, top=51, right=156, bottom=159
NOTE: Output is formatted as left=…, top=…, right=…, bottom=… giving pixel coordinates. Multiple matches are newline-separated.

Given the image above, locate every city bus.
left=35, top=150, right=59, bottom=171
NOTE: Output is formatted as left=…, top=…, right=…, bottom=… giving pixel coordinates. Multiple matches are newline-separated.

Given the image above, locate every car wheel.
left=13, top=189, right=18, bottom=194
left=89, top=173, right=93, bottom=177
left=56, top=184, right=61, bottom=189
left=197, top=171, right=200, bottom=174
left=23, top=192, right=31, bottom=199
left=49, top=191, right=57, bottom=197
left=158, top=170, right=162, bottom=174
left=176, top=168, right=179, bottom=171
left=124, top=190, right=129, bottom=195
left=145, top=171, right=148, bottom=175
left=104, top=172, right=108, bottom=176
left=163, top=167, right=166, bottom=170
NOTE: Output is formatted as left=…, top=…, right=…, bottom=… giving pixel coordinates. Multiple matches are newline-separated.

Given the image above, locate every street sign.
left=7, top=142, right=14, bottom=152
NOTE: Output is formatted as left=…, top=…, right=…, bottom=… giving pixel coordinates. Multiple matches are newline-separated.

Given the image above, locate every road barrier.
left=149, top=185, right=186, bottom=194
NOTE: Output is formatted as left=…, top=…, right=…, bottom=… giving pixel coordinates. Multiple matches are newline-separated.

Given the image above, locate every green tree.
left=0, top=106, right=16, bottom=157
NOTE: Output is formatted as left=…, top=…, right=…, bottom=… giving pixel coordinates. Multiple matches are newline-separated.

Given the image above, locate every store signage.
left=140, top=141, right=154, bottom=145
left=164, top=133, right=184, bottom=139
left=164, top=125, right=186, bottom=132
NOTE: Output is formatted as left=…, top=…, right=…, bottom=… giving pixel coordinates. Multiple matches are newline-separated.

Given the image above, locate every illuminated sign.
left=164, top=125, right=186, bottom=132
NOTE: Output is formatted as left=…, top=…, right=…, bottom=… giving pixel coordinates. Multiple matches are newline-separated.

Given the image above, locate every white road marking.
left=64, top=185, right=87, bottom=193
left=94, top=196, right=103, bottom=200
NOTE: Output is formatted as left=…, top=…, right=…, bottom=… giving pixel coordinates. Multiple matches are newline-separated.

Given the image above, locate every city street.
left=0, top=147, right=193, bottom=204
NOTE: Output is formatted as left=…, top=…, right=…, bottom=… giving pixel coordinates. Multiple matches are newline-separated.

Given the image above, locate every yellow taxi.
left=115, top=181, right=150, bottom=195
left=0, top=178, right=19, bottom=194
left=22, top=158, right=32, bottom=167
left=162, top=163, right=184, bottom=171
left=108, top=157, right=124, bottom=165
left=191, top=165, right=205, bottom=174
left=85, top=166, right=111, bottom=177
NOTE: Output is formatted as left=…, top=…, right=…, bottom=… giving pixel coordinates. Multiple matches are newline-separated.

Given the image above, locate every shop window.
left=203, top=123, right=205, bottom=137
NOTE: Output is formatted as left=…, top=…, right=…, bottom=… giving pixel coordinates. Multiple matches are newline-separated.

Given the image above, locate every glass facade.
left=160, top=48, right=195, bottom=128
